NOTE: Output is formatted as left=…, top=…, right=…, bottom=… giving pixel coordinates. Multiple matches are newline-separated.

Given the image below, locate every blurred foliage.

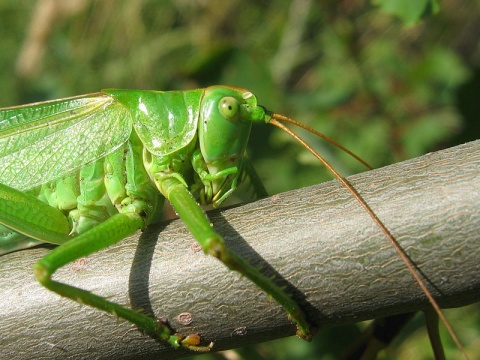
left=373, top=0, right=440, bottom=25
left=0, top=0, right=479, bottom=359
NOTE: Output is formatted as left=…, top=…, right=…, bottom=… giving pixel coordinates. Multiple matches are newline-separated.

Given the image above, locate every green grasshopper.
left=0, top=85, right=465, bottom=356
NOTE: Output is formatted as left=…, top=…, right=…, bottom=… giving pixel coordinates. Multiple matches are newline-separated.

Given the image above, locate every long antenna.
left=269, top=114, right=468, bottom=360
left=271, top=113, right=373, bottom=170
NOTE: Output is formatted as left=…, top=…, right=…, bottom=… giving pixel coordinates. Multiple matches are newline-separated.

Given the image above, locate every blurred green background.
left=1, top=0, right=479, bottom=359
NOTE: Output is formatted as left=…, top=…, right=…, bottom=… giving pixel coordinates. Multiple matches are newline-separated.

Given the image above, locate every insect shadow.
left=128, top=223, right=163, bottom=318
left=127, top=203, right=322, bottom=340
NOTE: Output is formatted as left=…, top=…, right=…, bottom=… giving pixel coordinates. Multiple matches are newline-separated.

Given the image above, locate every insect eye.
left=219, top=97, right=240, bottom=121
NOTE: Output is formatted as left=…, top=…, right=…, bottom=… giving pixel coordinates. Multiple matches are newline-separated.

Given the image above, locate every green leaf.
left=373, top=0, right=440, bottom=25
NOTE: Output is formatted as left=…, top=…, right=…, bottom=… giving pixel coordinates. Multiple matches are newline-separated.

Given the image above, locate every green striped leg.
left=34, top=212, right=213, bottom=351
left=159, top=176, right=313, bottom=340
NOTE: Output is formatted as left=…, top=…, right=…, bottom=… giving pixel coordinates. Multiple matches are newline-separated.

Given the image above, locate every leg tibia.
left=161, top=177, right=313, bottom=340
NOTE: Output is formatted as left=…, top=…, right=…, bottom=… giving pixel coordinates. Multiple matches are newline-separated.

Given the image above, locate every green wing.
left=0, top=93, right=132, bottom=191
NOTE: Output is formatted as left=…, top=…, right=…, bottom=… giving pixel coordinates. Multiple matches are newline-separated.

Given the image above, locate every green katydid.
left=0, top=85, right=466, bottom=356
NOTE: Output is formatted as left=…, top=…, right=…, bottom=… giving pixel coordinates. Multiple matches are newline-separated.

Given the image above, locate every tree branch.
left=1, top=140, right=479, bottom=359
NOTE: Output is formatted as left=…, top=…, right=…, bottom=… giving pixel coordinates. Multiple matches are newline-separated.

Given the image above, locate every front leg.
left=156, top=176, right=313, bottom=340
left=191, top=149, right=240, bottom=206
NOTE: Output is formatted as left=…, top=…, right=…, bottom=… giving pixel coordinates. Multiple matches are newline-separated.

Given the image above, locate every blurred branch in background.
left=16, top=0, right=89, bottom=78
left=271, top=0, right=313, bottom=86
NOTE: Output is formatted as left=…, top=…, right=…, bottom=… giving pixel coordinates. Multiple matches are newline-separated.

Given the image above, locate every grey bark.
left=1, top=140, right=479, bottom=360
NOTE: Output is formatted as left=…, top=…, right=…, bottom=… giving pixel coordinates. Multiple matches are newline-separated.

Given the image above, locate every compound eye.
left=219, top=97, right=240, bottom=121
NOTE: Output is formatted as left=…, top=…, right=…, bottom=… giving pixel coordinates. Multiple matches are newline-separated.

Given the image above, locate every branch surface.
left=1, top=140, right=479, bottom=359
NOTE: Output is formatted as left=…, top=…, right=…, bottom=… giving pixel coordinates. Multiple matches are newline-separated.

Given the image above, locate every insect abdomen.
left=39, top=136, right=163, bottom=236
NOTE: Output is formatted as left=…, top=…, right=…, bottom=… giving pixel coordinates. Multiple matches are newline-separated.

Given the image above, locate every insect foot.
left=296, top=325, right=316, bottom=342
left=155, top=317, right=213, bottom=352
left=180, top=334, right=214, bottom=352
